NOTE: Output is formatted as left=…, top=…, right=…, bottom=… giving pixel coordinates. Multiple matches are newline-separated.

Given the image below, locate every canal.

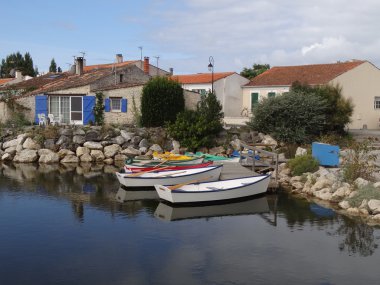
left=1, top=163, right=380, bottom=285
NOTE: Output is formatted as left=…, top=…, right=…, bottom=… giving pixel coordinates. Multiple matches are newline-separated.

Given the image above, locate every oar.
left=155, top=170, right=187, bottom=177
left=168, top=175, right=213, bottom=190
left=126, top=166, right=170, bottom=177
left=153, top=159, right=169, bottom=168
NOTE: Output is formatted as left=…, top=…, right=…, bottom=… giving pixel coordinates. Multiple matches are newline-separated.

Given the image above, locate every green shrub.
left=167, top=92, right=224, bottom=151
left=247, top=91, right=327, bottom=144
left=287, top=154, right=319, bottom=176
left=141, top=77, right=184, bottom=127
left=346, top=184, right=380, bottom=207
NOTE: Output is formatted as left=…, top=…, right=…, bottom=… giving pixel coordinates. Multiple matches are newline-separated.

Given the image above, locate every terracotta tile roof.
left=83, top=61, right=138, bottom=72
left=0, top=78, right=15, bottom=85
left=0, top=73, right=70, bottom=91
left=21, top=69, right=115, bottom=97
left=171, top=72, right=236, bottom=84
left=244, top=60, right=366, bottom=87
left=93, top=82, right=144, bottom=91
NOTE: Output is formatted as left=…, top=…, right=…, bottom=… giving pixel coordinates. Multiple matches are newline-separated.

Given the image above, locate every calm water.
left=1, top=163, right=380, bottom=285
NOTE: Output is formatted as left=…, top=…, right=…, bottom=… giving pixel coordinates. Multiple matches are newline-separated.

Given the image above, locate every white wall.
left=330, top=62, right=380, bottom=130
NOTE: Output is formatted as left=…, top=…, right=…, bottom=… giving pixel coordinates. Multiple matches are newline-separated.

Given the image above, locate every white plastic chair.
left=48, top=114, right=61, bottom=125
left=38, top=113, right=46, bottom=126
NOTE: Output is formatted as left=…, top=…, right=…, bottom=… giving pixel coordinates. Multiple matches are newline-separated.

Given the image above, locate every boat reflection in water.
left=154, top=196, right=270, bottom=222
left=115, top=187, right=159, bottom=202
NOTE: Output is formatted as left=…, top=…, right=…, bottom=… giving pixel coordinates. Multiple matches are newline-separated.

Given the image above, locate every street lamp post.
left=208, top=56, right=214, bottom=94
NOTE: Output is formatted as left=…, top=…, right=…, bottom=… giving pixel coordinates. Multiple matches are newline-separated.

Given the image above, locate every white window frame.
left=110, top=98, right=122, bottom=112
left=374, top=97, right=380, bottom=109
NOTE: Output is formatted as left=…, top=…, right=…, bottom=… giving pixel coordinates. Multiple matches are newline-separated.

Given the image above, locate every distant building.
left=242, top=60, right=380, bottom=129
left=171, top=72, right=249, bottom=123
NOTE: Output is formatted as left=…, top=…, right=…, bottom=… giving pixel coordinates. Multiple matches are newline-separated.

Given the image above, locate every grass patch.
left=346, top=184, right=380, bottom=207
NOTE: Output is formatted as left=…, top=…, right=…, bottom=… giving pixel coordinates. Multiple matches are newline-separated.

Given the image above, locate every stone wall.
left=0, top=96, right=35, bottom=124
left=184, top=90, right=200, bottom=111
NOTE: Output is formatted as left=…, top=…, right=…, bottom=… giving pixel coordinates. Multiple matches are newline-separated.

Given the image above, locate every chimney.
left=144, top=57, right=150, bottom=75
left=169, top=68, right=174, bottom=76
left=116, top=54, right=123, bottom=63
left=75, top=57, right=84, bottom=75
left=15, top=70, right=23, bottom=79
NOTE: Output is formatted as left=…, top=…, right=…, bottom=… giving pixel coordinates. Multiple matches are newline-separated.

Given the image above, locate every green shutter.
left=268, top=92, right=276, bottom=98
left=251, top=93, right=259, bottom=110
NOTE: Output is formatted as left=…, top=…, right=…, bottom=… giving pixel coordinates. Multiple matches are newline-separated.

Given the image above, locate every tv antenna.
left=154, top=55, right=160, bottom=75
left=79, top=51, right=86, bottom=58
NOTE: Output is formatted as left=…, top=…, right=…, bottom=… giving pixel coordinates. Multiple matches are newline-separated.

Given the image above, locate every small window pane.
left=71, top=112, right=82, bottom=120
left=374, top=97, right=380, bottom=109
left=71, top=97, right=82, bottom=111
left=111, top=98, right=121, bottom=111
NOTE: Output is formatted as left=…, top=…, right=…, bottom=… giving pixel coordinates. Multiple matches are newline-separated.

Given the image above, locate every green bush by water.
left=287, top=154, right=319, bottom=176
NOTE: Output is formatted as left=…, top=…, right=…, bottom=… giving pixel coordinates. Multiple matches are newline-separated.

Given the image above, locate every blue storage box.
left=312, top=142, right=340, bottom=167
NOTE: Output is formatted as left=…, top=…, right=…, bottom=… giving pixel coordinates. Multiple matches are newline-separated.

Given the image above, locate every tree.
left=167, top=91, right=224, bottom=151
left=0, top=52, right=36, bottom=78
left=240, top=63, right=270, bottom=79
left=247, top=91, right=328, bottom=144
left=93, top=92, right=105, bottom=125
left=291, top=82, right=354, bottom=134
left=49, top=58, right=57, bottom=73
left=140, top=76, right=184, bottom=127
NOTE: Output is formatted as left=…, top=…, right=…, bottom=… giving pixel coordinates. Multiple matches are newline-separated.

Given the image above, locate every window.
left=251, top=93, right=259, bottom=110
left=268, top=92, right=276, bottom=98
left=374, top=97, right=380, bottom=109
left=191, top=89, right=207, bottom=95
left=119, top=74, right=123, bottom=83
left=111, top=98, right=122, bottom=111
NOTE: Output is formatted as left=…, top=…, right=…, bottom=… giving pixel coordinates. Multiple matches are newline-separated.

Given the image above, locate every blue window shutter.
left=83, top=96, right=95, bottom=125
left=105, top=98, right=110, bottom=112
left=35, top=95, right=48, bottom=124
left=121, top=98, right=127, bottom=112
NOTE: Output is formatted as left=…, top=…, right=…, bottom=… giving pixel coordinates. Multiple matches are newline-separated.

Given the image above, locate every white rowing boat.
left=154, top=174, right=270, bottom=204
left=115, top=165, right=223, bottom=188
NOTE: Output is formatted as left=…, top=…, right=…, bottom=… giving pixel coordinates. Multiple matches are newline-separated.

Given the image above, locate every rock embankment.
left=276, top=162, right=380, bottom=225
left=0, top=125, right=259, bottom=165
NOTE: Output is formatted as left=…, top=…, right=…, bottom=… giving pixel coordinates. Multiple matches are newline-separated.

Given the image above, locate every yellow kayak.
left=153, top=151, right=193, bottom=161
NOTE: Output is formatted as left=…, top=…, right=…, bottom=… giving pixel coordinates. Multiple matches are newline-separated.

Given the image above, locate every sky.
left=2, top=0, right=380, bottom=75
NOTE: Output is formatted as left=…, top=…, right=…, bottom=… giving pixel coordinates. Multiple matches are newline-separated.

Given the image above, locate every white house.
left=171, top=72, right=249, bottom=124
left=242, top=60, right=380, bottom=129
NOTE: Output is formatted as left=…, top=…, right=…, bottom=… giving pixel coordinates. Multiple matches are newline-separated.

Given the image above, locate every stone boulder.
left=209, top=146, right=225, bottom=155
left=13, top=149, right=38, bottom=163
left=4, top=147, right=17, bottom=155
left=1, top=153, right=13, bottom=161
left=61, top=155, right=79, bottom=164
left=295, top=147, right=307, bottom=157
left=23, top=138, right=41, bottom=150
left=59, top=128, right=73, bottom=137
left=120, top=130, right=134, bottom=141
left=76, top=147, right=90, bottom=157
left=113, top=136, right=125, bottom=145
left=57, top=149, right=75, bottom=159
left=73, top=128, right=85, bottom=136
left=91, top=150, right=105, bottom=162
left=149, top=144, right=163, bottom=153
left=85, top=130, right=101, bottom=142
left=121, top=146, right=140, bottom=156
left=73, top=135, right=85, bottom=145
left=368, top=199, right=380, bottom=215
left=139, top=138, right=149, bottom=148
left=44, top=139, right=59, bottom=151
left=354, top=178, right=369, bottom=188
left=80, top=153, right=93, bottom=162
left=56, top=135, right=71, bottom=146
left=84, top=141, right=103, bottom=150
left=38, top=149, right=59, bottom=164
left=104, top=144, right=121, bottom=158
left=114, top=154, right=127, bottom=161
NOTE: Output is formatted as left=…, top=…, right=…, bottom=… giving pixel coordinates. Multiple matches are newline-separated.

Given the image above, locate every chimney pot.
left=116, top=54, right=123, bottom=63
left=169, top=68, right=173, bottom=76
left=75, top=57, right=84, bottom=75
left=144, top=57, right=150, bottom=75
